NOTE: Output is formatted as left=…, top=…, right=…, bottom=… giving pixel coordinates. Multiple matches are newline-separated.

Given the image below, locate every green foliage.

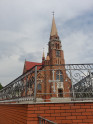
left=0, top=83, right=3, bottom=90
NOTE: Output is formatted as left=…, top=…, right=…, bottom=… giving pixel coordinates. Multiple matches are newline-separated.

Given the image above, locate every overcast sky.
left=0, top=0, right=93, bottom=86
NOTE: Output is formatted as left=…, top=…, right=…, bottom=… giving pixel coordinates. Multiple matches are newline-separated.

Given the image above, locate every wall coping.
left=0, top=100, right=93, bottom=105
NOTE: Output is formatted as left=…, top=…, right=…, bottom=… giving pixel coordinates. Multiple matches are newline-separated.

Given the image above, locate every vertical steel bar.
left=39, top=118, right=41, bottom=124
left=34, top=66, right=37, bottom=102
left=69, top=65, right=75, bottom=99
left=89, top=70, right=93, bottom=92
left=25, top=76, right=28, bottom=96
left=18, top=82, right=20, bottom=98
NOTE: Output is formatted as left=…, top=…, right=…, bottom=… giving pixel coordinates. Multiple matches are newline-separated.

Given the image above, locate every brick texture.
left=0, top=102, right=93, bottom=124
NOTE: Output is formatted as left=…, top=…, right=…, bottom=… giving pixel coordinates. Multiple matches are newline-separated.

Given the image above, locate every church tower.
left=42, top=14, right=71, bottom=100
left=45, top=14, right=65, bottom=66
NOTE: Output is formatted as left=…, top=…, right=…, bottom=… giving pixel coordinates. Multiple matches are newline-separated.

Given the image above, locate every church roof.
left=50, top=15, right=58, bottom=36
left=24, top=61, right=42, bottom=73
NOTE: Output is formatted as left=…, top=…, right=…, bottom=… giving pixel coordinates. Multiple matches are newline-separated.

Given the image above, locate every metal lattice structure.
left=38, top=116, right=57, bottom=124
left=0, top=66, right=39, bottom=102
left=73, top=72, right=93, bottom=99
left=0, top=64, right=93, bottom=102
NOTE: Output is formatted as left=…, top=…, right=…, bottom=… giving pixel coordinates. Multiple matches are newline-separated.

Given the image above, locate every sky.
left=0, top=0, right=93, bottom=86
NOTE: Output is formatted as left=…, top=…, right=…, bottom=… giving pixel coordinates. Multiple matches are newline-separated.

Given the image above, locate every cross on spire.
left=52, top=11, right=54, bottom=16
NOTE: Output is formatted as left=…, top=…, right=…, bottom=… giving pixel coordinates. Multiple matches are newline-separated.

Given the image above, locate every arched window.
left=37, top=84, right=42, bottom=91
left=56, top=50, right=60, bottom=57
left=56, top=43, right=57, bottom=49
left=58, top=59, right=59, bottom=64
left=58, top=44, right=60, bottom=49
left=56, top=70, right=63, bottom=82
left=57, top=44, right=59, bottom=49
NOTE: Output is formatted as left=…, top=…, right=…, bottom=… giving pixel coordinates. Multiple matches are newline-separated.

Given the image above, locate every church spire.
left=42, top=48, right=45, bottom=64
left=42, top=49, right=45, bottom=58
left=50, top=12, right=58, bottom=37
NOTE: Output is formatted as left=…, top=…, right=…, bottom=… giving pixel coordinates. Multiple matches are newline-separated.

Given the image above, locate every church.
left=23, top=15, right=71, bottom=101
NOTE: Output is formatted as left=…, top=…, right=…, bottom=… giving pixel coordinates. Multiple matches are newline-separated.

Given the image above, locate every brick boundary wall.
left=0, top=102, right=93, bottom=124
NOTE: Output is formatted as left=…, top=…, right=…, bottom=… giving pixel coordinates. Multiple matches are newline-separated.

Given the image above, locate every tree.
left=0, top=83, right=3, bottom=90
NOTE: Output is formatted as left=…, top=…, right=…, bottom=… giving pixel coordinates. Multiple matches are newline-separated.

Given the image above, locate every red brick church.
left=23, top=15, right=71, bottom=101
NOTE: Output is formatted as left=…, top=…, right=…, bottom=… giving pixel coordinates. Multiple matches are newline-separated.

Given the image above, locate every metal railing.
left=0, top=65, right=41, bottom=102
left=0, top=64, right=93, bottom=103
left=38, top=116, right=57, bottom=124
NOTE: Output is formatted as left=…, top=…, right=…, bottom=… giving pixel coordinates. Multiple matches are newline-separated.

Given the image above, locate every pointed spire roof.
left=50, top=14, right=58, bottom=36
left=42, top=48, right=45, bottom=65
left=46, top=55, right=50, bottom=60
left=42, top=48, right=45, bottom=58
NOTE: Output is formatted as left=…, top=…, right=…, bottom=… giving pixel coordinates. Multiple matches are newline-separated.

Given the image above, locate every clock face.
left=56, top=50, right=60, bottom=57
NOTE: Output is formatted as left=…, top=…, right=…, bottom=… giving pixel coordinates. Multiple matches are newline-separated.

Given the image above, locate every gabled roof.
left=23, top=61, right=42, bottom=73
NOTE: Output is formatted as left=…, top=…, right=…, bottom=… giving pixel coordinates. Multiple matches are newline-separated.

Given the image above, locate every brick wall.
left=0, top=102, right=93, bottom=124
left=0, top=104, right=27, bottom=124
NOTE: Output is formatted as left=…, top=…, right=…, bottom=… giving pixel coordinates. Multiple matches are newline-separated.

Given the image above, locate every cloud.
left=0, top=55, right=23, bottom=86
left=62, top=31, right=93, bottom=64
left=0, top=0, right=93, bottom=86
left=19, top=52, right=42, bottom=62
left=61, top=10, right=93, bottom=37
